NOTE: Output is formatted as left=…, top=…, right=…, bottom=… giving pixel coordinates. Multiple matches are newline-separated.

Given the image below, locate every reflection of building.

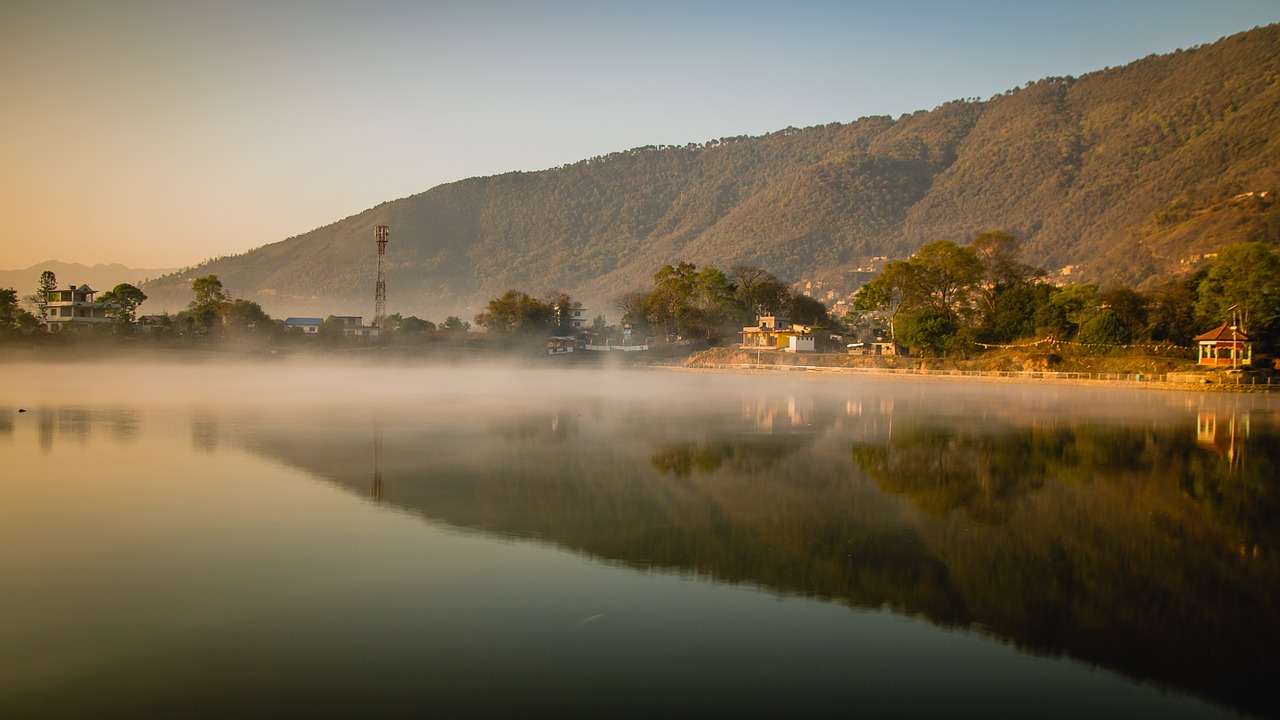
left=1197, top=411, right=1249, bottom=463
left=1195, top=323, right=1252, bottom=367
left=741, top=396, right=813, bottom=432
left=741, top=315, right=815, bottom=353
left=45, top=285, right=118, bottom=330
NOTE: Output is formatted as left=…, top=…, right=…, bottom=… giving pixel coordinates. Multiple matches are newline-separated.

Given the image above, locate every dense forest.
left=140, top=25, right=1280, bottom=322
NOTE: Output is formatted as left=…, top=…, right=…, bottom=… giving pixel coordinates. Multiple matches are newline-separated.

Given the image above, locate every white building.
left=333, top=316, right=381, bottom=338
left=45, top=285, right=118, bottom=331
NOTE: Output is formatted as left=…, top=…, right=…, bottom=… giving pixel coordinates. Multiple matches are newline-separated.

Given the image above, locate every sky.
left=1, top=0, right=1278, bottom=271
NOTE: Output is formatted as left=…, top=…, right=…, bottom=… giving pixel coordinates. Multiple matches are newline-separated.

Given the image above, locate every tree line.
left=0, top=271, right=472, bottom=343
left=849, top=234, right=1280, bottom=355
left=1, top=270, right=150, bottom=336
left=473, top=261, right=833, bottom=346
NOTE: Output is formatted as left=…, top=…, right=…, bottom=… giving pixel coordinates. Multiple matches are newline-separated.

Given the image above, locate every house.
left=333, top=316, right=380, bottom=338
left=44, top=284, right=118, bottom=331
left=741, top=315, right=815, bottom=353
left=136, top=315, right=172, bottom=335
left=285, top=316, right=381, bottom=337
left=848, top=339, right=905, bottom=356
left=568, top=306, right=589, bottom=330
left=284, top=317, right=323, bottom=334
left=1194, top=322, right=1252, bottom=367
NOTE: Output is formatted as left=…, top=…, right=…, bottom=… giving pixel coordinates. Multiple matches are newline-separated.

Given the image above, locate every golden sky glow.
left=1, top=0, right=1277, bottom=270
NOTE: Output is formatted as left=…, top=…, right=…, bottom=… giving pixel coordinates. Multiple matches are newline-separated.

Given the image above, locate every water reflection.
left=223, top=388, right=1279, bottom=718
left=3, top=372, right=1277, bottom=718
left=190, top=414, right=221, bottom=452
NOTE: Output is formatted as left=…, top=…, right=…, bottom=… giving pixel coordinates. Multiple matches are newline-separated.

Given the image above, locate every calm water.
left=2, top=359, right=1277, bottom=719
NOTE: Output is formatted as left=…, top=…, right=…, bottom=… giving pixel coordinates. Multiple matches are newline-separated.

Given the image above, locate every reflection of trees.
left=106, top=408, right=140, bottom=442
left=846, top=418, right=1280, bottom=714
left=239, top=405, right=1280, bottom=718
left=190, top=415, right=220, bottom=453
left=31, top=407, right=93, bottom=451
left=650, top=437, right=804, bottom=477
left=853, top=426, right=1048, bottom=524
left=487, top=413, right=580, bottom=443
left=852, top=421, right=1280, bottom=550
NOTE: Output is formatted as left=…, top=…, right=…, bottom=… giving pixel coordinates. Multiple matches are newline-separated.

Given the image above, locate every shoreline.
left=2, top=342, right=1275, bottom=394
left=675, top=359, right=1279, bottom=393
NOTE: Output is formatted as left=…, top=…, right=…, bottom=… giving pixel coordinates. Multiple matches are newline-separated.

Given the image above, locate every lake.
left=2, top=358, right=1277, bottom=719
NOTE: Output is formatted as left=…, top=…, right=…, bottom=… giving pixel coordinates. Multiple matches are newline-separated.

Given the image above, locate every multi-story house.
left=44, top=285, right=118, bottom=331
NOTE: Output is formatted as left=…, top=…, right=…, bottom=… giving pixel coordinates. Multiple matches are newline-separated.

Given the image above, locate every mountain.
left=1, top=262, right=179, bottom=297
left=141, top=24, right=1280, bottom=321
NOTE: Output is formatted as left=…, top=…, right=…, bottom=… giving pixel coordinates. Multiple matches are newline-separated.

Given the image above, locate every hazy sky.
left=1, top=0, right=1277, bottom=271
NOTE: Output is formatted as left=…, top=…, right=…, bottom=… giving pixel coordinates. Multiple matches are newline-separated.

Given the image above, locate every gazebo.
left=1194, top=322, right=1252, bottom=367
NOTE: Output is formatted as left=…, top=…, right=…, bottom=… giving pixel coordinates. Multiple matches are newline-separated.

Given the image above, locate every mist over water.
left=2, top=358, right=1276, bottom=719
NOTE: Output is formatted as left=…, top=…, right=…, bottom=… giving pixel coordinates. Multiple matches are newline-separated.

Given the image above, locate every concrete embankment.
left=684, top=348, right=1279, bottom=393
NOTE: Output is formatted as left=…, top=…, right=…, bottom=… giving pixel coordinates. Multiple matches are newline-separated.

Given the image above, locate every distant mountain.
left=141, top=24, right=1280, bottom=321
left=1, top=262, right=179, bottom=298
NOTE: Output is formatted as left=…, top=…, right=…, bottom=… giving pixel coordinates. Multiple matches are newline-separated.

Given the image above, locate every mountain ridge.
left=140, top=24, right=1280, bottom=320
left=0, top=262, right=179, bottom=298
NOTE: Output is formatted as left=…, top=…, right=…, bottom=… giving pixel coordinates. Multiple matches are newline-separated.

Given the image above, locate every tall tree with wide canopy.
left=906, top=240, right=983, bottom=322
left=1195, top=242, right=1280, bottom=342
left=474, top=290, right=556, bottom=335
left=187, top=275, right=230, bottom=333
left=852, top=260, right=915, bottom=341
left=99, top=283, right=147, bottom=326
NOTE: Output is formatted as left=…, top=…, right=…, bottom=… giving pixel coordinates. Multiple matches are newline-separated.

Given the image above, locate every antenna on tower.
left=374, top=225, right=389, bottom=328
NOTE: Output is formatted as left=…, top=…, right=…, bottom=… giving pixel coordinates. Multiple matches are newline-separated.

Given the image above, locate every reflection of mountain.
left=238, top=399, right=1279, bottom=718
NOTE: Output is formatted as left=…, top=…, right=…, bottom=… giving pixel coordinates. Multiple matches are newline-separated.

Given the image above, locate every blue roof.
left=284, top=317, right=323, bottom=326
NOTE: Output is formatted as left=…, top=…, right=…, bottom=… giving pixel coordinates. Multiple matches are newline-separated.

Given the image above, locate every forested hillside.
left=141, top=24, right=1280, bottom=320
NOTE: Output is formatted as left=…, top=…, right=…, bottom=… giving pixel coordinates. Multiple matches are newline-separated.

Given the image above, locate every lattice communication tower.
left=374, top=225, right=389, bottom=327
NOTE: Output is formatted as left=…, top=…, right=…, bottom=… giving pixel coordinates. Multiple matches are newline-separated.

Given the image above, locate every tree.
left=897, top=307, right=960, bottom=356
left=969, top=232, right=1043, bottom=315
left=906, top=240, right=983, bottom=321
left=613, top=291, right=651, bottom=329
left=788, top=294, right=831, bottom=328
left=1077, top=308, right=1133, bottom=345
left=1146, top=277, right=1199, bottom=344
left=222, top=298, right=270, bottom=329
left=544, top=291, right=581, bottom=335
left=31, top=270, right=57, bottom=325
left=982, top=282, right=1057, bottom=342
left=399, top=316, right=435, bottom=334
left=188, top=275, right=230, bottom=333
left=0, top=288, right=35, bottom=334
left=474, top=290, right=556, bottom=335
left=647, top=262, right=699, bottom=337
left=99, top=283, right=147, bottom=326
left=1098, top=286, right=1148, bottom=340
left=318, top=315, right=346, bottom=338
left=441, top=316, right=469, bottom=333
left=1049, top=283, right=1102, bottom=339
left=1194, top=242, right=1280, bottom=343
left=852, top=260, right=915, bottom=340
left=0, top=288, right=18, bottom=327
left=730, top=265, right=789, bottom=317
